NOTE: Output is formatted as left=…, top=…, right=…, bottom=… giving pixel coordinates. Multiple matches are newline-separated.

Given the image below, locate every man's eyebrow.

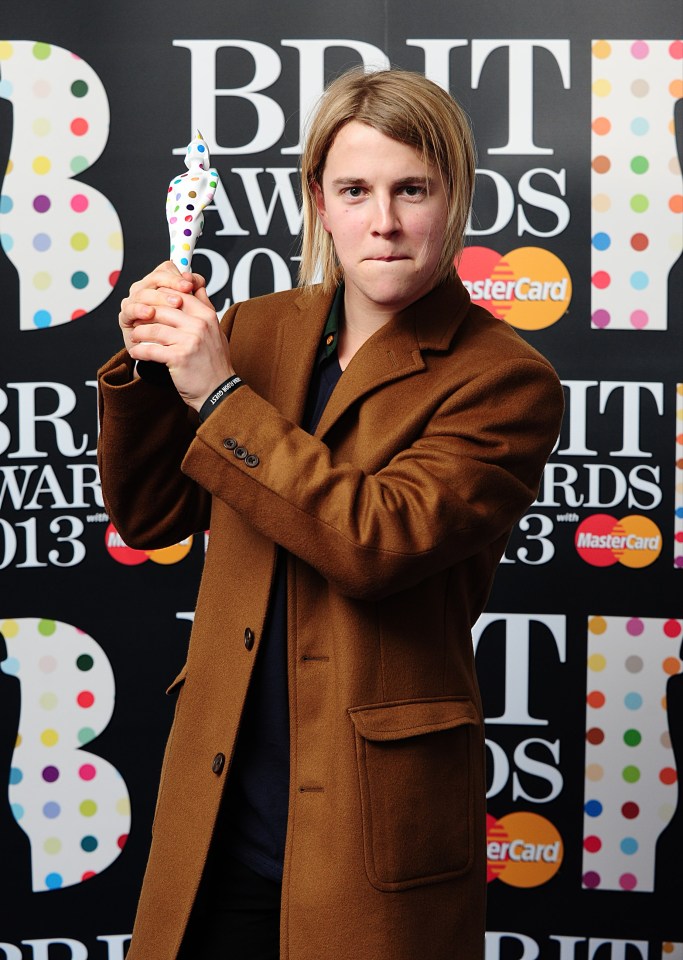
left=329, top=175, right=434, bottom=187
left=393, top=175, right=432, bottom=186
left=330, top=177, right=368, bottom=187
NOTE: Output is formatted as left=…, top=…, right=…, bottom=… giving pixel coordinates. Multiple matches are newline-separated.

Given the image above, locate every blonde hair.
left=298, top=68, right=476, bottom=291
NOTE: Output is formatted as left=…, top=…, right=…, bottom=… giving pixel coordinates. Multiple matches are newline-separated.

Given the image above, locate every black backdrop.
left=0, top=1, right=681, bottom=957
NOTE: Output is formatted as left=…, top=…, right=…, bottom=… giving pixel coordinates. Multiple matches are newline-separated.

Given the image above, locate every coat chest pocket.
left=348, top=697, right=479, bottom=892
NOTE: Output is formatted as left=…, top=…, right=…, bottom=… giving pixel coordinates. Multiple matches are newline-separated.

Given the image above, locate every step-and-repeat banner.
left=0, top=0, right=681, bottom=957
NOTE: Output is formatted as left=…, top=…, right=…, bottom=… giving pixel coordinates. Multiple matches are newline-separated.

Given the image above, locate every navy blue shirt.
left=215, top=289, right=344, bottom=881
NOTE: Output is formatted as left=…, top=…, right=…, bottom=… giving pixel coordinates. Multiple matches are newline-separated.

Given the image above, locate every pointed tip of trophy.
left=184, top=130, right=211, bottom=171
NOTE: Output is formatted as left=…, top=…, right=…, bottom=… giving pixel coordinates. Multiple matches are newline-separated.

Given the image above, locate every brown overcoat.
left=97, top=277, right=564, bottom=960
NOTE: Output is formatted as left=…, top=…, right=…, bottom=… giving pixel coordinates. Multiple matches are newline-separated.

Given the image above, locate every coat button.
left=234, top=446, right=248, bottom=460
left=211, top=752, right=225, bottom=775
left=245, top=454, right=260, bottom=468
left=223, top=438, right=237, bottom=450
left=244, top=627, right=255, bottom=651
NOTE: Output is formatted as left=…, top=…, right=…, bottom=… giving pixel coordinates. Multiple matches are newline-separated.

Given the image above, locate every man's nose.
left=371, top=197, right=400, bottom=236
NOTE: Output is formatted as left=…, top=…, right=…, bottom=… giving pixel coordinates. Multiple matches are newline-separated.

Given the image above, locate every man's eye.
left=344, top=186, right=364, bottom=198
left=402, top=185, right=425, bottom=197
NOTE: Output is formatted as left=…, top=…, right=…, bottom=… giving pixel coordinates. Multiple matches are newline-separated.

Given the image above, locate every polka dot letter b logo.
left=583, top=615, right=681, bottom=892
left=0, top=41, right=123, bottom=329
left=591, top=40, right=682, bottom=330
left=1, top=618, right=131, bottom=891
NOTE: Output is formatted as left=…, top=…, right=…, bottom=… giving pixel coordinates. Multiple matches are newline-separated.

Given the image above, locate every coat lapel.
left=314, top=276, right=472, bottom=441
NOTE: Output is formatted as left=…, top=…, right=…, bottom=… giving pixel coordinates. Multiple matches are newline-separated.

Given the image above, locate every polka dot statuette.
left=590, top=40, right=683, bottom=330
left=582, top=615, right=683, bottom=891
left=166, top=130, right=220, bottom=271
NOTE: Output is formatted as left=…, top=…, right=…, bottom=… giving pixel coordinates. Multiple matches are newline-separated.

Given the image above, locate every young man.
left=98, top=68, right=564, bottom=960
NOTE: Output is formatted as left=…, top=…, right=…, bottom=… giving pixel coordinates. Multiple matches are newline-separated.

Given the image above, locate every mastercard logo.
left=458, top=246, right=572, bottom=330
left=574, top=514, right=662, bottom=568
left=486, top=811, right=564, bottom=888
left=104, top=523, right=193, bottom=566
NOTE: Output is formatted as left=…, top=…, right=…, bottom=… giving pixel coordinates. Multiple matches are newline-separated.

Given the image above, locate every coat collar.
left=273, top=275, right=472, bottom=439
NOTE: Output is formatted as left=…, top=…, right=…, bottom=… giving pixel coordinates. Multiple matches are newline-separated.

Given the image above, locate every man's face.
left=314, top=121, right=449, bottom=317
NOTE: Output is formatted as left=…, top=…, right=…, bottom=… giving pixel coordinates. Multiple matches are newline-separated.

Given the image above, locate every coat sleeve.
left=181, top=355, right=564, bottom=600
left=96, top=305, right=241, bottom=548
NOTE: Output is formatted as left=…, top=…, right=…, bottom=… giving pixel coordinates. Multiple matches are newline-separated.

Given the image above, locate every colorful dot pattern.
left=166, top=131, right=219, bottom=271
left=0, top=617, right=131, bottom=892
left=676, top=385, right=683, bottom=569
left=591, top=40, right=683, bottom=330
left=582, top=615, right=682, bottom=892
left=0, top=41, right=123, bottom=329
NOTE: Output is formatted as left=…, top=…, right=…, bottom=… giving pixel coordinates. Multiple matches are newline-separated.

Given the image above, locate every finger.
left=134, top=285, right=194, bottom=307
left=130, top=300, right=211, bottom=333
left=127, top=287, right=189, bottom=316
left=119, top=296, right=155, bottom=328
left=128, top=262, right=194, bottom=300
left=129, top=321, right=178, bottom=347
left=150, top=268, right=194, bottom=295
left=153, top=288, right=219, bottom=326
left=130, top=306, right=187, bottom=333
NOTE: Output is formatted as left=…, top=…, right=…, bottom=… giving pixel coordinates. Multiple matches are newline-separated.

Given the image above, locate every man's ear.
left=312, top=182, right=330, bottom=233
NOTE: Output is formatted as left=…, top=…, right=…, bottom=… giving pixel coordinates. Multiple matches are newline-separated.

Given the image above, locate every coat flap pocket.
left=165, top=664, right=188, bottom=695
left=348, top=696, right=477, bottom=742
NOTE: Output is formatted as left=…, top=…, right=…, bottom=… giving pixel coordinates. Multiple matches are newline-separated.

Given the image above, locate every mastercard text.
left=575, top=532, right=661, bottom=551
left=487, top=839, right=561, bottom=863
left=463, top=278, right=569, bottom=302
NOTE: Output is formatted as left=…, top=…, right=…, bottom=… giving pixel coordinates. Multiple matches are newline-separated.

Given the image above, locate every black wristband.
left=198, top=375, right=244, bottom=422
